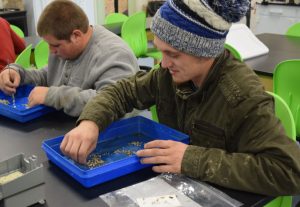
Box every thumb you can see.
[12,73,20,87]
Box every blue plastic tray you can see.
[0,85,54,122]
[42,116,189,187]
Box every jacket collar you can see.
[175,50,229,100]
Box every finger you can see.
[140,155,170,165]
[12,74,20,87]
[143,140,174,149]
[2,86,16,95]
[28,99,37,107]
[77,141,95,164]
[63,138,74,157]
[136,148,169,157]
[27,93,36,107]
[60,136,69,153]
[152,165,176,173]
[27,99,34,107]
[69,140,82,163]
[3,79,15,89]
[28,90,34,100]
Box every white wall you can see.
[24,0,52,36]
[24,0,34,36]
[128,0,148,15]
[24,0,105,36]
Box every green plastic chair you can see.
[150,105,158,123]
[149,64,161,123]
[286,22,300,38]
[264,91,296,207]
[264,196,293,207]
[10,24,25,38]
[273,60,300,138]
[121,12,162,61]
[34,40,49,69]
[15,44,32,69]
[267,91,296,140]
[224,43,243,62]
[105,13,128,24]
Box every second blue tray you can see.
[42,116,190,187]
[0,85,55,122]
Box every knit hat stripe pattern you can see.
[151,0,250,57]
[151,12,225,58]
[182,0,231,30]
[167,0,228,38]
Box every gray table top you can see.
[0,111,273,207]
[245,33,300,76]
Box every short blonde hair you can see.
[37,0,89,40]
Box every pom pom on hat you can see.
[200,0,250,23]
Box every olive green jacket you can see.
[79,52,300,196]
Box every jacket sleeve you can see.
[78,69,159,130]
[181,94,300,196]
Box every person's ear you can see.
[70,29,82,43]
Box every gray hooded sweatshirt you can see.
[10,25,139,116]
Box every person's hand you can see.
[0,69,20,95]
[28,86,49,107]
[60,120,99,164]
[136,140,188,173]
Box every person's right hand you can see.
[60,120,99,164]
[0,69,20,95]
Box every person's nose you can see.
[49,46,57,55]
[161,55,172,68]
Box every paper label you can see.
[136,194,181,207]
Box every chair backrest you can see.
[224,43,243,62]
[264,196,292,207]
[264,91,295,207]
[121,12,148,57]
[273,60,300,137]
[150,64,161,123]
[286,22,300,38]
[267,91,296,140]
[34,40,49,69]
[15,44,32,69]
[10,24,25,38]
[105,13,128,24]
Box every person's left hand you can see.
[136,140,188,173]
[28,86,49,107]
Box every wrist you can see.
[80,120,99,132]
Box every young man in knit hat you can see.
[61,0,300,195]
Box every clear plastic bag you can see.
[100,173,243,207]
[100,191,139,207]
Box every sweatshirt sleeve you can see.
[8,64,48,86]
[44,47,139,117]
[45,85,95,117]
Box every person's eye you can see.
[169,53,179,58]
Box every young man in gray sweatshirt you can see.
[0,0,139,117]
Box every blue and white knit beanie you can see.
[151,0,250,57]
